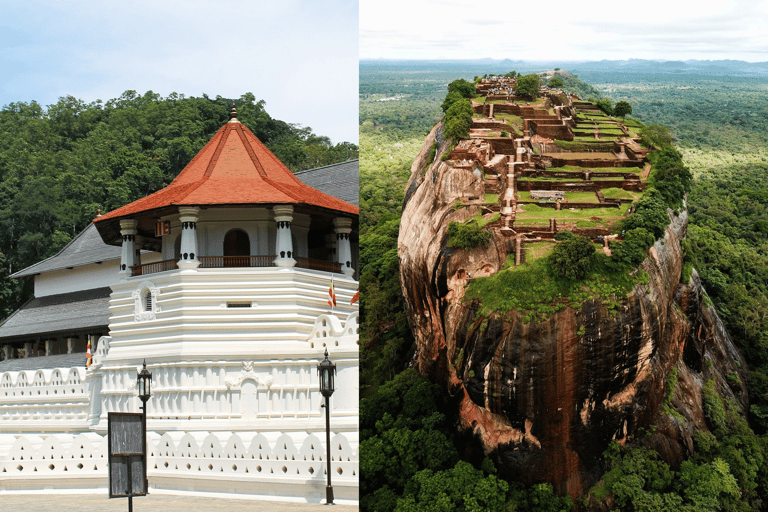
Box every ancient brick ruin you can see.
[444,75,653,265]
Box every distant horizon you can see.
[360,57,768,64]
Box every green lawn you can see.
[601,187,642,201]
[564,191,600,203]
[516,203,629,224]
[554,152,617,160]
[525,241,555,261]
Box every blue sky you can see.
[361,0,768,62]
[1,0,359,144]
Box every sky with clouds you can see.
[360,0,768,62]
[1,0,359,144]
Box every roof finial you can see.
[230,102,237,120]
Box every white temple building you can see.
[0,110,359,503]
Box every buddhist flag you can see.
[86,339,92,368]
[350,290,359,305]
[327,279,337,308]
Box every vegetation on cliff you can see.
[588,378,768,511]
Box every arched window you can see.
[143,288,153,312]
[224,229,250,257]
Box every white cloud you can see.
[360,0,768,62]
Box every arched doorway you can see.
[224,229,250,266]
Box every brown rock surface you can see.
[398,123,748,496]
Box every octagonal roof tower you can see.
[94,107,357,244]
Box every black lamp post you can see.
[317,348,336,505]
[136,360,152,504]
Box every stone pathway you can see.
[0,491,358,511]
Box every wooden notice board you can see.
[108,412,147,498]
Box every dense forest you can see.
[0,91,358,321]
[359,60,768,511]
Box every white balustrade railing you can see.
[0,367,89,426]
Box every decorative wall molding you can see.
[224,361,275,390]
[132,280,160,321]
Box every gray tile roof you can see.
[0,352,86,372]
[11,223,121,278]
[0,287,111,341]
[295,159,359,207]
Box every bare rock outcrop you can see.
[398,124,747,496]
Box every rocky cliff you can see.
[398,122,748,496]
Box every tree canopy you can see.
[514,74,541,98]
[614,100,633,119]
[548,77,564,89]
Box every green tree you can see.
[640,124,675,149]
[395,461,508,512]
[548,77,564,89]
[447,221,491,249]
[441,90,464,113]
[548,234,595,280]
[515,74,541,99]
[614,100,632,119]
[591,98,614,116]
[443,99,473,142]
[608,227,654,270]
[447,79,476,99]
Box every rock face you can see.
[398,123,748,496]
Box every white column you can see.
[67,338,74,354]
[334,217,355,278]
[177,206,200,270]
[119,219,138,277]
[45,339,52,356]
[274,205,296,268]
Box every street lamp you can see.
[137,360,152,404]
[136,360,152,502]
[317,348,336,505]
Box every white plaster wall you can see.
[106,268,358,360]
[35,261,120,297]
[34,252,163,297]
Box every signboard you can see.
[108,412,147,498]
[155,221,171,236]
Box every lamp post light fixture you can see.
[136,360,152,506]
[317,348,336,505]
[137,360,152,404]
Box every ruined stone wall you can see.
[517,180,645,192]
[528,121,573,140]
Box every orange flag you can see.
[327,279,337,308]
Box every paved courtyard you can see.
[0,491,358,511]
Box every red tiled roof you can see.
[95,119,358,223]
